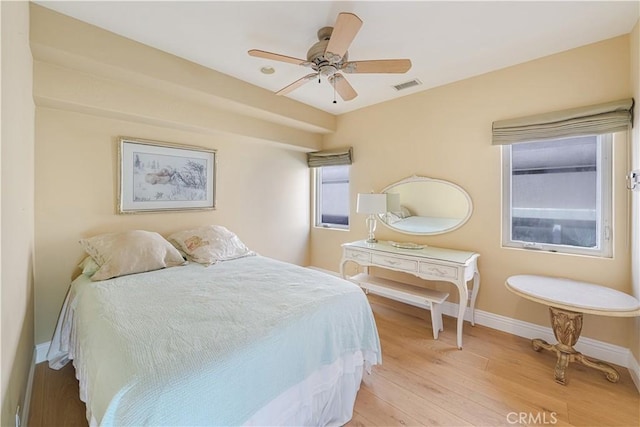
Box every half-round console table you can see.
[506,275,640,385]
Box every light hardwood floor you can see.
[29,295,639,426]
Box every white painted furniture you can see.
[348,273,449,339]
[340,240,480,349]
[506,275,640,385]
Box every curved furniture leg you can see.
[532,338,554,352]
[456,284,468,350]
[469,271,480,326]
[554,351,571,385]
[530,307,619,385]
[575,354,620,383]
[339,259,348,279]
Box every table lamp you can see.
[356,193,387,243]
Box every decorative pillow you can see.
[78,256,100,277]
[168,225,255,266]
[391,205,412,219]
[385,212,403,224]
[79,230,186,281]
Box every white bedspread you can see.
[47,256,381,426]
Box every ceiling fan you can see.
[248,12,412,103]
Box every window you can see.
[502,134,612,257]
[315,165,349,229]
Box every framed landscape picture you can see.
[118,137,216,213]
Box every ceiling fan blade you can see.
[325,12,363,61]
[276,73,318,96]
[342,59,412,74]
[248,49,308,66]
[329,73,357,101]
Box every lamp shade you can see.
[356,193,387,214]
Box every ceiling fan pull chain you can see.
[333,79,337,104]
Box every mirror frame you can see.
[378,175,473,236]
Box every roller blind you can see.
[492,98,634,145]
[307,147,353,167]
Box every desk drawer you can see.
[345,249,371,263]
[419,263,458,280]
[372,254,418,272]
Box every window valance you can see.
[307,147,353,167]
[492,98,634,145]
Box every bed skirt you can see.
[245,350,375,426]
[82,350,373,426]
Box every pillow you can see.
[168,225,255,266]
[78,256,100,277]
[385,212,403,224]
[391,205,412,219]
[79,230,186,281]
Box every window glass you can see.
[315,165,349,228]
[503,135,612,256]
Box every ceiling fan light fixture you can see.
[325,51,342,63]
[342,63,357,73]
[319,64,337,76]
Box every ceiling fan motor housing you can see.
[307,26,348,68]
[317,26,333,41]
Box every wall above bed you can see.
[31,4,319,344]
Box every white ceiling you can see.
[35,1,639,115]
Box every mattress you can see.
[47,256,381,426]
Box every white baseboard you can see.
[35,341,50,364]
[440,302,632,367]
[629,352,640,391]
[22,341,52,426]
[20,341,51,426]
[22,348,36,427]
[308,265,640,392]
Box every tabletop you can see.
[506,275,640,317]
[343,240,478,265]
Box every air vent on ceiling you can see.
[392,79,422,91]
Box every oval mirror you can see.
[377,176,473,235]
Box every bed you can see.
[47,228,381,426]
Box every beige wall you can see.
[34,109,312,344]
[630,18,640,363]
[31,6,325,344]
[312,35,634,347]
[1,1,35,425]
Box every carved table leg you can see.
[532,338,554,352]
[530,307,620,385]
[574,353,620,383]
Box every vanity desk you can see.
[340,240,480,349]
